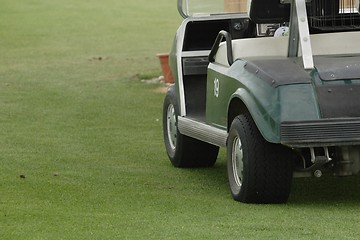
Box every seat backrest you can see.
[214,31,360,66]
[214,37,288,66]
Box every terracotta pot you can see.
[157,53,174,83]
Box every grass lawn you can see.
[1,0,360,239]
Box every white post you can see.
[287,0,314,69]
[295,0,314,69]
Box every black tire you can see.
[163,86,219,168]
[227,113,293,203]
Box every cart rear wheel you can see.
[227,113,293,203]
[163,86,219,168]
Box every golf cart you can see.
[162,0,360,203]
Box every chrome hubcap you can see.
[232,136,244,188]
[166,104,177,150]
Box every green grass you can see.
[1,0,360,239]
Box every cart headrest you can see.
[248,0,290,23]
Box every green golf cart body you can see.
[163,0,360,203]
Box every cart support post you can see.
[284,0,314,69]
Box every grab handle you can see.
[209,30,233,66]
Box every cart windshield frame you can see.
[177,0,248,18]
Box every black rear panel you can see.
[316,84,360,118]
[182,18,255,51]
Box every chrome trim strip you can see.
[178,117,228,147]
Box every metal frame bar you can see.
[286,0,314,69]
[177,0,188,19]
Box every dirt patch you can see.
[141,76,171,94]
[141,76,164,84]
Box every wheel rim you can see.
[166,104,177,150]
[232,136,244,188]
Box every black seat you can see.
[249,0,290,24]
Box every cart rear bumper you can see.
[281,118,360,147]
